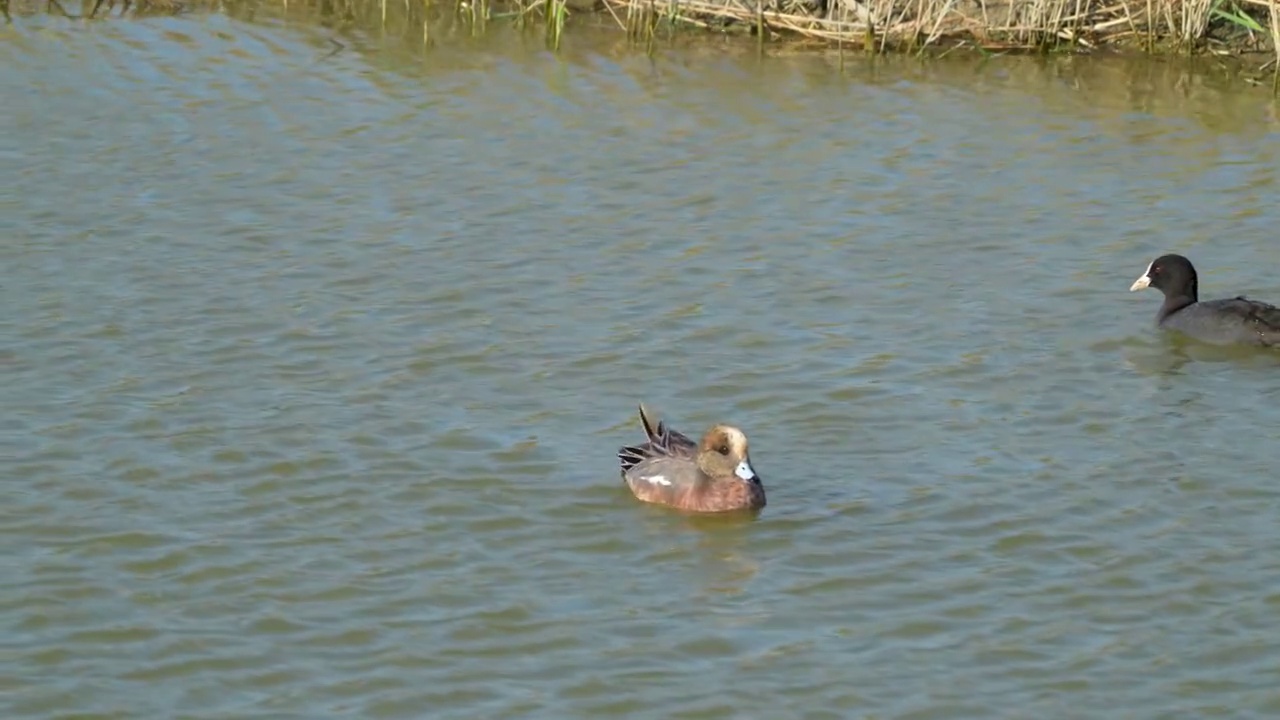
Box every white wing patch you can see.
[644,475,671,486]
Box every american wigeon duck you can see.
[616,404,765,513]
[1130,254,1280,347]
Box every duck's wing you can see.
[622,456,707,505]
[617,403,699,475]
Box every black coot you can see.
[1130,254,1280,347]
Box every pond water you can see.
[5,10,1280,719]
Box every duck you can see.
[616,404,765,513]
[1129,253,1280,347]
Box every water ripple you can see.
[6,10,1280,720]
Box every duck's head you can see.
[695,424,759,485]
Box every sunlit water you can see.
[5,10,1280,719]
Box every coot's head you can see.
[1130,253,1199,302]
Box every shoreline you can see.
[7,0,1279,85]
[601,0,1275,84]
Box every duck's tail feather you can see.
[618,404,659,476]
[617,442,649,475]
[638,403,661,443]
[617,403,698,477]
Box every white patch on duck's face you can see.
[644,475,671,486]
[1130,261,1153,292]
[734,459,757,481]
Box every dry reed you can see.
[596,0,1276,56]
[1271,0,1280,90]
[8,0,1276,85]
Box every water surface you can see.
[5,11,1280,719]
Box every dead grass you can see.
[1271,0,1280,88]
[6,0,1276,83]
[598,0,1276,57]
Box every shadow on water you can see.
[1117,330,1280,376]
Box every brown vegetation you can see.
[603,0,1277,73]
[6,0,1278,89]
[642,0,1270,52]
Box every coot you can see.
[1129,253,1280,347]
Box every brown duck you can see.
[616,404,765,513]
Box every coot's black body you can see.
[1130,254,1280,348]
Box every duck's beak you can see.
[734,458,760,484]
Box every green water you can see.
[4,10,1280,719]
